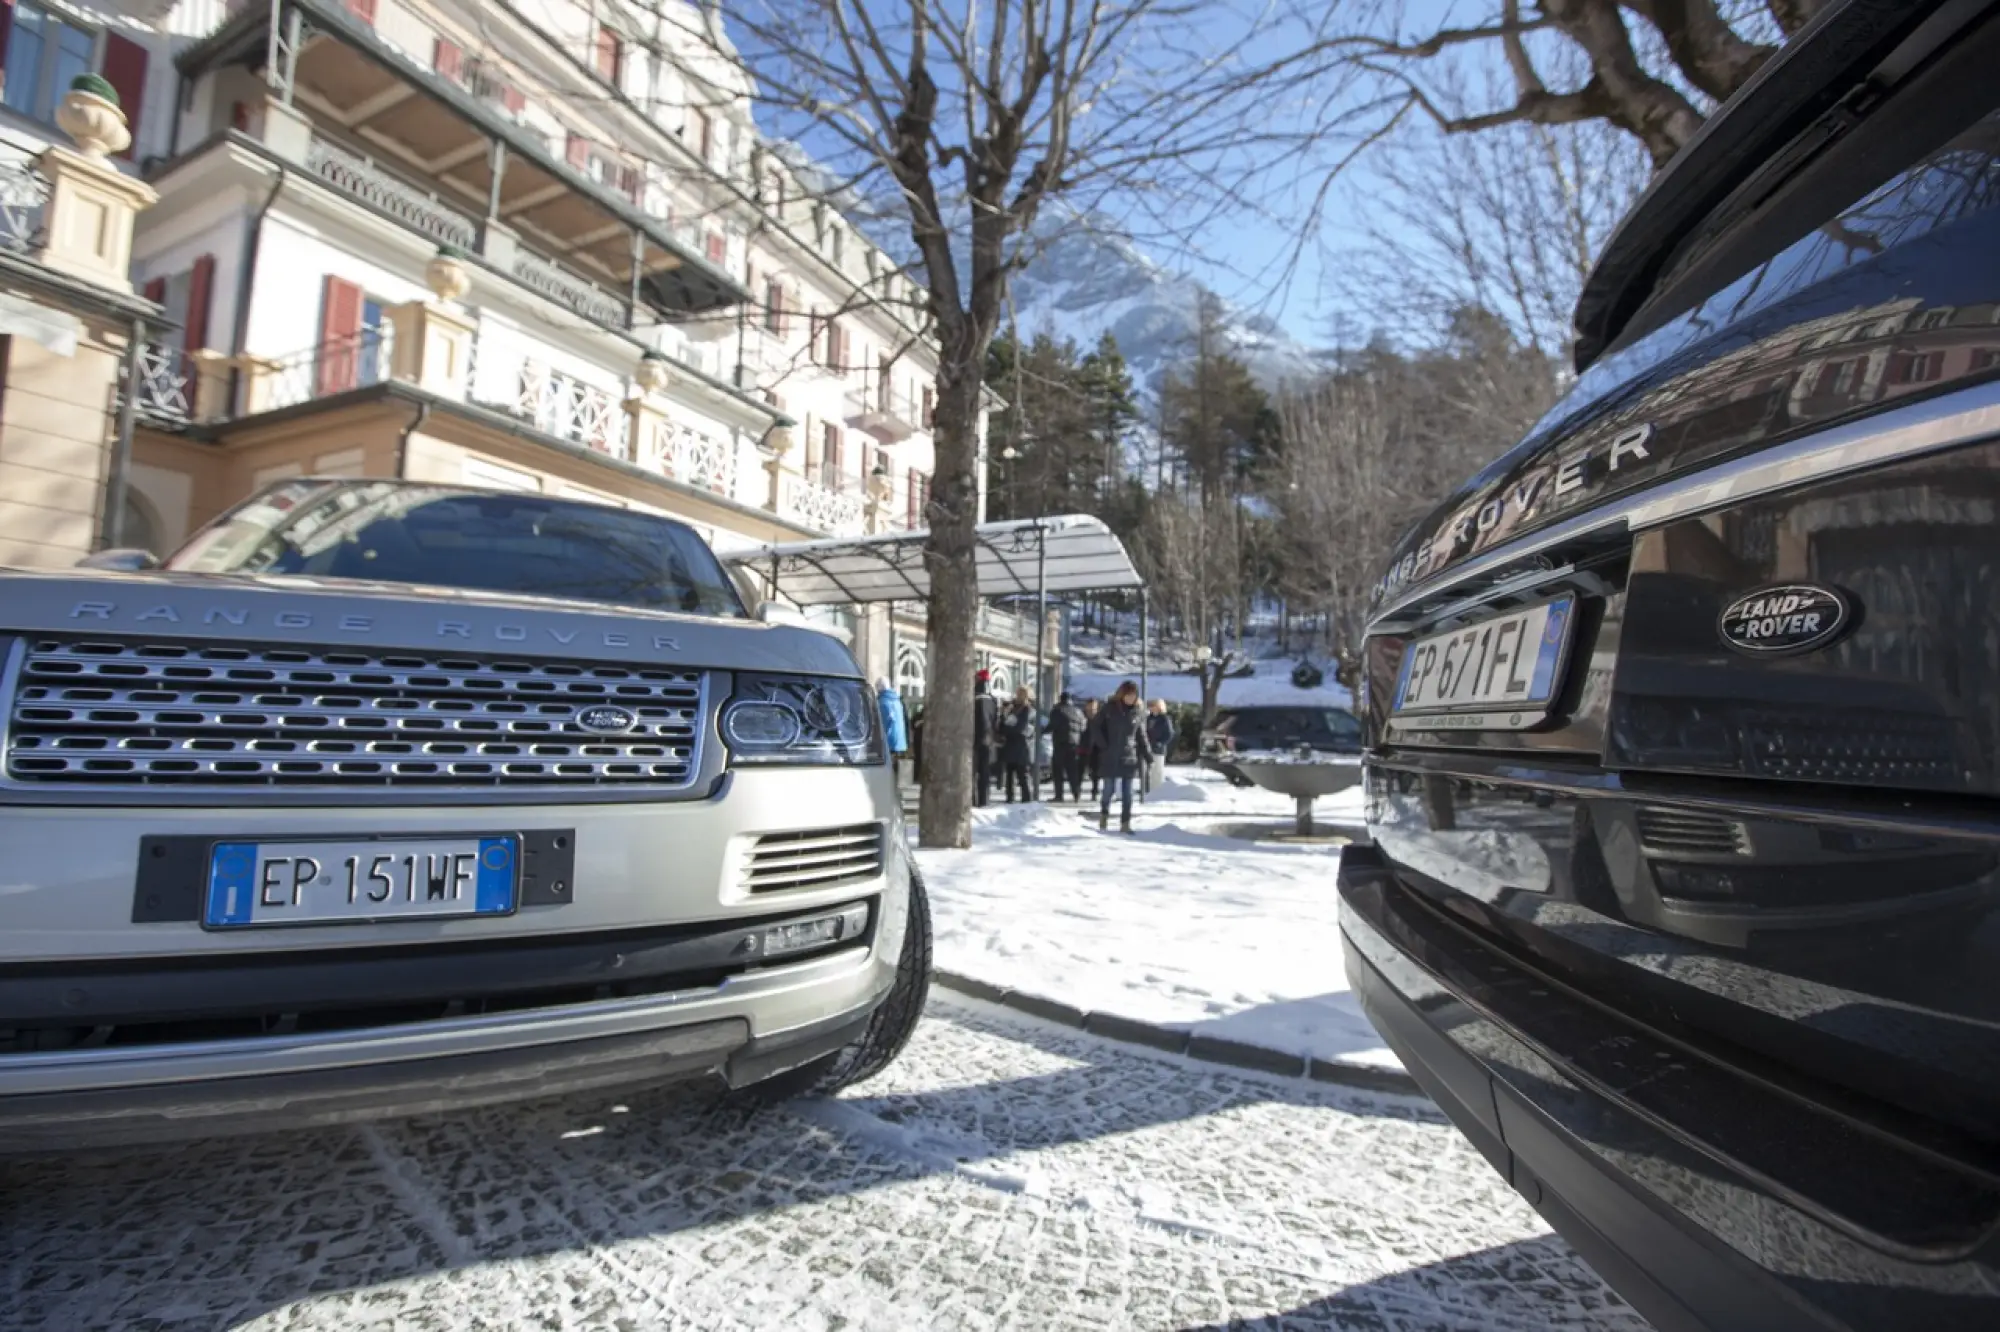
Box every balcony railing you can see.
[779,472,866,537]
[305,135,477,251]
[258,324,397,412]
[132,343,195,424]
[845,382,920,443]
[0,140,48,255]
[516,363,622,456]
[511,249,627,327]
[643,417,738,499]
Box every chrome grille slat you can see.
[5,639,706,788]
[744,823,885,893]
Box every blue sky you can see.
[727,0,1485,346]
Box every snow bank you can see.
[1067,657,1354,709]
[912,769,1398,1071]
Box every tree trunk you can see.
[917,362,984,849]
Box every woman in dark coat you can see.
[1088,680,1152,833]
[999,685,1039,802]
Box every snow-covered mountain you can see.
[1005,220,1331,398]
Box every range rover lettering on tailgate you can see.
[1340,5,2000,1330]
[0,480,931,1150]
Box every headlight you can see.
[722,673,883,766]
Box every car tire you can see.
[733,862,933,1105]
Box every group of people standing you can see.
[971,671,1176,834]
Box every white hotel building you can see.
[0,0,1040,702]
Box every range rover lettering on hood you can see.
[1372,422,1656,609]
[65,601,681,652]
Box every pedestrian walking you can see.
[876,678,910,786]
[1144,699,1174,796]
[1088,681,1152,834]
[1045,691,1087,802]
[999,685,1039,802]
[1080,697,1102,802]
[972,671,999,807]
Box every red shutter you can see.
[829,424,843,482]
[565,132,589,168]
[141,276,166,304]
[922,385,935,428]
[101,34,147,161]
[230,100,250,130]
[184,254,215,351]
[433,37,463,82]
[0,1,14,77]
[705,232,725,264]
[316,276,364,397]
[618,164,640,201]
[345,0,376,24]
[594,28,620,82]
[502,83,526,113]
[694,110,711,160]
[906,468,919,526]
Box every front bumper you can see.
[0,765,911,1147]
[1339,844,2000,1332]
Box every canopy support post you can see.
[1139,586,1149,705]
[1034,522,1048,705]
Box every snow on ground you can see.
[914,767,1398,1070]
[5,1000,1642,1331]
[1067,657,1354,709]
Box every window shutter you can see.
[829,424,843,481]
[185,254,216,352]
[906,468,919,526]
[802,414,817,477]
[922,385,934,428]
[594,28,620,82]
[565,132,589,168]
[345,0,377,24]
[0,1,13,75]
[101,34,148,161]
[141,276,166,304]
[705,232,726,265]
[618,164,640,201]
[502,83,526,114]
[230,100,251,130]
[316,276,365,397]
[433,37,463,81]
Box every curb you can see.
[932,969,1424,1099]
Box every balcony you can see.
[0,138,48,256]
[639,416,740,501]
[846,381,920,444]
[182,0,744,316]
[778,472,865,537]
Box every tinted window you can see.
[169,481,745,617]
[1216,708,1362,746]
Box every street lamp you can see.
[1193,644,1212,665]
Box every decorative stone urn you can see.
[868,467,893,502]
[426,246,472,302]
[56,76,130,161]
[765,425,795,459]
[634,350,673,395]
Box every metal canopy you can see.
[726,515,1144,607]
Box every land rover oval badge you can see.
[1718,583,1852,656]
[576,704,640,734]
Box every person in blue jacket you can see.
[876,678,910,784]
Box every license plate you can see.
[1390,597,1576,732]
[203,835,519,929]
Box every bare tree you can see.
[1273,0,1812,200]
[713,0,1313,847]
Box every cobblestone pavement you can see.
[3,995,1648,1331]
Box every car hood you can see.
[0,567,862,677]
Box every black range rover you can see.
[1338,3,2000,1329]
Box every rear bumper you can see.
[1338,843,2000,1332]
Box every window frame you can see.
[3,1,100,128]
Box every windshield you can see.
[1217,708,1362,745]
[167,480,746,617]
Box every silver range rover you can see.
[0,479,930,1150]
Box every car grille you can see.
[743,824,885,893]
[2,638,706,788]
[1634,806,1750,856]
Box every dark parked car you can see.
[1200,706,1362,785]
[1340,5,2000,1329]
